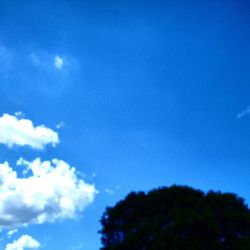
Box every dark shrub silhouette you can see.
[100,185,250,250]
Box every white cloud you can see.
[104,188,114,195]
[104,185,120,195]
[5,235,40,250]
[7,229,18,238]
[30,53,68,72]
[0,113,59,149]
[69,243,83,250]
[0,158,96,228]
[55,121,65,130]
[13,112,24,118]
[54,56,64,69]
[237,106,250,119]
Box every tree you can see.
[100,185,250,250]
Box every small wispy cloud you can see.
[29,53,67,71]
[104,188,115,195]
[104,186,120,195]
[69,243,83,250]
[56,121,65,130]
[14,111,25,118]
[54,56,64,69]
[7,229,18,239]
[237,106,250,119]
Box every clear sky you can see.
[0,0,249,249]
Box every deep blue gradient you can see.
[0,1,249,249]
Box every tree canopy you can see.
[100,185,250,250]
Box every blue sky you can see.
[0,0,249,249]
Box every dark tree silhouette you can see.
[100,185,250,250]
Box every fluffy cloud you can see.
[0,158,96,228]
[0,114,59,149]
[5,235,40,250]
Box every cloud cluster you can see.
[5,235,40,250]
[0,113,96,249]
[0,114,59,149]
[0,158,96,228]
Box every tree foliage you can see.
[100,185,250,250]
